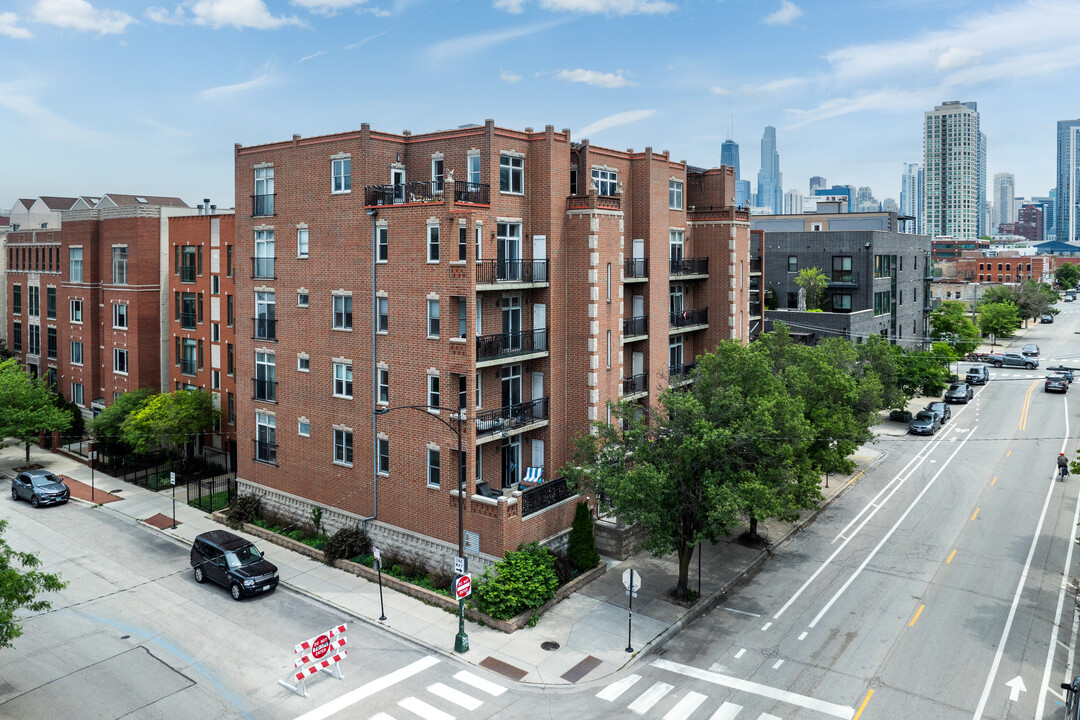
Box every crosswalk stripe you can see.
[398,697,455,720]
[426,683,482,710]
[453,670,507,697]
[294,656,440,720]
[758,714,782,720]
[664,691,707,720]
[597,673,642,701]
[708,702,743,720]
[628,682,674,714]
[369,715,396,720]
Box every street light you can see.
[374,404,469,653]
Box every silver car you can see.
[11,470,71,507]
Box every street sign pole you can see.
[170,471,176,529]
[624,568,636,653]
[374,547,386,621]
[455,568,471,653]
[89,448,96,503]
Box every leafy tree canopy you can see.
[1056,261,1080,289]
[978,301,1022,341]
[0,519,68,649]
[120,390,218,458]
[929,301,981,357]
[90,388,156,457]
[0,359,71,463]
[794,267,829,310]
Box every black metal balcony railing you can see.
[252,194,275,217]
[180,265,197,283]
[180,311,197,330]
[254,439,277,465]
[749,302,763,318]
[364,181,443,206]
[622,373,647,395]
[253,378,277,403]
[670,307,708,328]
[668,361,698,380]
[623,316,648,337]
[476,259,548,284]
[750,256,763,273]
[669,257,708,276]
[828,270,860,287]
[625,258,648,279]
[252,256,275,279]
[453,182,490,205]
[253,316,277,341]
[476,328,548,362]
[181,358,197,375]
[474,397,549,437]
[521,476,573,518]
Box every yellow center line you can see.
[853,689,875,720]
[1019,379,1039,431]
[991,476,997,486]
[947,549,957,564]
[909,604,925,627]
[971,508,980,521]
[1007,449,1012,457]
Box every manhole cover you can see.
[541,641,560,651]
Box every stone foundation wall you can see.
[593,516,647,560]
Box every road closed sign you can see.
[455,574,472,599]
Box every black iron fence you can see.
[828,270,859,286]
[187,474,237,514]
[750,256,762,273]
[253,377,277,402]
[623,316,647,337]
[253,316,277,341]
[668,361,698,380]
[180,265,197,283]
[670,307,708,328]
[475,259,548,284]
[453,182,490,205]
[364,181,443,206]
[521,476,573,518]
[669,257,708,276]
[622,373,647,395]
[476,328,547,361]
[625,258,648,279]
[474,397,548,437]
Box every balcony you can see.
[669,257,709,278]
[253,439,277,466]
[365,181,461,206]
[668,362,697,382]
[623,316,648,338]
[749,302,762,318]
[454,182,490,205]
[750,256,763,274]
[181,358,197,376]
[669,307,708,330]
[521,476,574,518]
[475,397,549,438]
[567,194,621,211]
[252,256,275,279]
[253,316,277,341]
[828,271,860,288]
[253,377,277,403]
[624,258,648,281]
[180,311,197,330]
[476,259,548,286]
[252,194,275,217]
[180,265,197,283]
[622,372,648,397]
[476,329,548,364]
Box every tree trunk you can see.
[24,441,30,464]
[748,515,759,540]
[674,543,693,600]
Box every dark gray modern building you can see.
[759,228,932,348]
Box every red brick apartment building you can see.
[950,250,1056,283]
[233,120,751,567]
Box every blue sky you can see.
[1,0,1078,212]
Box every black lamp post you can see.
[374,404,469,653]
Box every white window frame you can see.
[112,247,128,285]
[297,227,309,258]
[298,418,311,437]
[334,428,353,466]
[427,298,440,338]
[500,154,524,194]
[428,373,440,410]
[378,367,389,404]
[475,224,483,262]
[377,225,388,263]
[468,153,481,184]
[70,341,83,365]
[70,299,83,323]
[333,294,353,330]
[332,157,351,194]
[333,361,353,399]
[427,222,440,263]
[591,167,618,196]
[377,295,388,333]
[427,447,441,488]
[377,436,389,475]
[669,179,684,210]
[432,157,444,193]
[69,247,83,283]
[297,291,309,307]
[298,355,310,372]
[72,382,84,406]
[475,371,482,408]
[112,303,128,329]
[113,348,128,375]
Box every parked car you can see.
[908,410,943,435]
[190,530,279,600]
[988,352,1038,369]
[925,401,952,423]
[1066,295,1075,302]
[944,382,974,403]
[10,470,70,507]
[1063,676,1080,720]
[1041,314,1054,323]
[1022,344,1040,357]
[1047,366,1075,383]
[1045,374,1070,393]
[966,365,990,385]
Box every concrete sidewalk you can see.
[0,439,882,688]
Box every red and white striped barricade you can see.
[277,623,348,698]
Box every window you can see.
[459,225,467,262]
[12,322,20,352]
[112,247,128,284]
[874,255,893,278]
[378,367,389,404]
[377,437,389,474]
[606,330,611,368]
[181,338,197,375]
[254,230,275,278]
[180,245,197,281]
[788,255,798,273]
[669,179,684,209]
[427,298,440,337]
[228,392,235,424]
[476,371,482,408]
[500,154,523,194]
[832,294,852,311]
[255,291,275,340]
[227,343,234,375]
[377,225,388,262]
[227,294,234,326]
[212,370,220,390]
[332,157,351,193]
[428,373,440,409]
[298,355,310,372]
[255,413,276,464]
[606,263,611,302]
[298,419,310,437]
[591,167,617,196]
[427,223,440,262]
[70,341,83,365]
[113,303,128,329]
[333,362,353,398]
[47,328,57,359]
[475,225,482,261]
[211,275,219,294]
[255,351,275,401]
[227,245,234,277]
[72,382,83,406]
[334,428,353,466]
[458,297,467,338]
[114,348,128,374]
[69,248,83,282]
[874,291,891,316]
[254,166,275,216]
[427,447,441,487]
[46,288,56,319]
[297,228,309,258]
[27,325,39,355]
[181,292,197,329]
[377,296,388,333]
[432,157,444,193]
[298,291,309,307]
[832,256,853,282]
[12,285,20,315]
[458,373,467,409]
[28,287,39,317]
[211,323,220,342]
[333,295,352,330]
[468,154,481,184]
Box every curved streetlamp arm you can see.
[374,404,465,434]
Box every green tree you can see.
[567,502,600,572]
[856,335,906,411]
[978,301,1022,343]
[0,359,72,464]
[120,390,219,479]
[0,519,68,649]
[794,267,829,310]
[981,285,1016,306]
[1056,261,1080,289]
[929,301,980,357]
[90,388,155,459]
[0,340,16,362]
[1013,280,1055,326]
[895,344,953,397]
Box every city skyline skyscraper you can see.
[721,138,751,207]
[1056,118,1080,243]
[756,126,783,214]
[977,128,988,236]
[923,100,982,238]
[993,172,1016,233]
[809,176,827,194]
[900,162,924,234]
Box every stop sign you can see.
[311,634,331,660]
[455,574,471,599]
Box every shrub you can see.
[567,502,600,572]
[225,492,261,529]
[323,526,371,564]
[471,542,559,620]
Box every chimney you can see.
[210,205,217,214]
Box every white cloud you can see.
[199,61,277,100]
[763,1,803,26]
[145,6,186,24]
[742,76,808,95]
[500,70,522,83]
[709,86,730,95]
[934,46,982,72]
[557,68,635,88]
[427,20,564,64]
[0,12,32,38]
[298,50,326,63]
[30,0,136,34]
[345,30,387,49]
[578,108,655,138]
[291,0,370,15]
[188,0,304,30]
[495,0,675,15]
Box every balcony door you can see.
[532,234,547,282]
[669,337,683,373]
[501,364,521,409]
[632,351,644,376]
[392,167,405,203]
[254,230,274,278]
[670,285,684,316]
[632,294,644,318]
[533,303,546,351]
[502,297,521,351]
[497,222,521,281]
[501,438,521,489]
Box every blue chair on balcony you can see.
[521,466,543,489]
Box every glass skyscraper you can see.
[756,126,783,214]
[721,139,751,207]
[1057,119,1080,243]
[900,163,924,234]
[923,101,982,238]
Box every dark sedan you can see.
[944,382,974,404]
[925,401,952,423]
[1022,344,1040,357]
[11,470,70,507]
[908,410,942,435]
[1046,374,1069,393]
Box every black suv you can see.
[191,530,278,600]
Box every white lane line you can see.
[398,696,454,720]
[708,702,743,720]
[663,691,708,720]
[973,454,1064,718]
[722,607,761,617]
[293,656,439,720]
[453,670,506,697]
[772,660,784,670]
[831,446,928,545]
[809,427,977,629]
[426,682,482,711]
[798,632,807,641]
[761,622,772,631]
[734,648,746,659]
[628,682,674,714]
[652,659,854,719]
[759,714,783,720]
[596,674,642,701]
[370,714,395,720]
